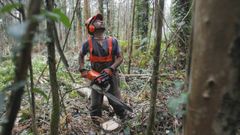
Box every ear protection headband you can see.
[87,16,97,34]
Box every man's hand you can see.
[101,67,114,76]
[79,68,88,78]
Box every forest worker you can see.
[78,13,127,125]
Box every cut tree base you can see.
[101,119,121,132]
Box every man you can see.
[78,13,127,124]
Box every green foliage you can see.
[0,60,14,90]
[0,3,22,15]
[119,80,128,90]
[33,88,48,101]
[133,50,152,68]
[123,126,131,135]
[19,109,31,122]
[119,40,128,47]
[69,90,78,98]
[167,92,188,117]
[41,8,71,28]
[32,56,47,75]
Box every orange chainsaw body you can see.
[86,70,100,81]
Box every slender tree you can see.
[46,0,60,134]
[127,0,136,74]
[116,2,120,38]
[185,0,240,134]
[171,0,192,70]
[146,0,164,134]
[98,0,103,14]
[0,0,42,134]
[76,0,82,48]
[83,0,90,38]
[136,0,149,50]
[29,59,38,135]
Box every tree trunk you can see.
[123,0,130,40]
[172,0,192,70]
[0,0,41,134]
[98,0,103,14]
[146,0,164,134]
[127,0,136,74]
[76,0,82,48]
[117,3,120,38]
[141,0,149,39]
[184,0,240,135]
[147,1,155,53]
[84,0,90,38]
[46,0,60,134]
[29,59,38,135]
[106,0,111,35]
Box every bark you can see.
[106,0,111,34]
[46,0,60,134]
[123,0,130,40]
[136,0,149,49]
[127,0,136,74]
[147,1,155,53]
[116,3,120,38]
[184,0,195,92]
[0,0,41,134]
[98,0,103,14]
[172,0,192,70]
[146,0,164,134]
[53,24,75,83]
[29,59,38,135]
[76,0,82,48]
[84,0,90,38]
[185,0,240,135]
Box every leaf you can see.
[123,126,131,135]
[0,3,22,15]
[173,79,184,91]
[41,8,71,28]
[33,88,48,100]
[41,9,59,21]
[52,8,71,28]
[7,22,29,41]
[167,92,188,117]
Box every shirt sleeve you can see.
[112,38,121,56]
[81,41,89,56]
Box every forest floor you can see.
[1,55,186,135]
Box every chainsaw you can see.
[83,69,133,112]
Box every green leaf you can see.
[52,8,71,28]
[41,9,59,21]
[123,126,131,135]
[167,92,188,117]
[41,8,71,28]
[0,3,22,15]
[174,79,184,90]
[33,88,48,100]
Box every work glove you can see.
[79,68,88,78]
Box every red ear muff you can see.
[88,25,95,33]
